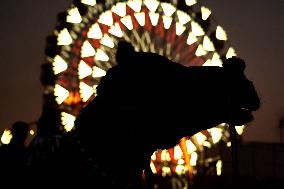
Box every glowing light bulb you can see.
[216,26,227,40]
[174,145,183,159]
[203,36,215,51]
[187,32,198,45]
[98,11,113,26]
[88,23,103,39]
[78,60,92,79]
[191,21,205,37]
[80,82,94,102]
[211,53,223,67]
[111,2,126,17]
[161,2,176,17]
[177,10,191,25]
[149,12,159,26]
[81,0,96,6]
[109,22,123,38]
[54,84,69,104]
[162,15,172,30]
[53,55,68,74]
[61,112,76,132]
[201,6,211,20]
[185,139,197,153]
[93,66,106,78]
[134,12,145,26]
[100,34,115,48]
[95,49,109,61]
[127,0,142,12]
[67,7,82,23]
[144,0,159,12]
[226,47,237,59]
[185,0,197,6]
[121,15,134,30]
[176,22,186,36]
[1,130,12,144]
[195,44,207,56]
[209,127,223,143]
[57,28,72,45]
[81,40,96,57]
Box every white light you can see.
[121,15,134,30]
[61,112,76,132]
[29,130,35,135]
[216,160,222,176]
[53,55,68,75]
[186,0,197,6]
[161,150,171,161]
[67,7,82,23]
[100,34,115,48]
[216,25,227,40]
[150,161,157,174]
[1,130,12,144]
[151,152,156,161]
[54,84,69,104]
[176,22,186,36]
[87,23,103,39]
[174,145,183,159]
[175,164,186,175]
[80,82,94,102]
[201,6,211,20]
[226,47,237,59]
[108,22,123,38]
[195,44,207,56]
[149,12,159,26]
[226,141,231,147]
[203,141,211,148]
[187,32,198,45]
[209,127,223,144]
[203,36,215,51]
[162,167,171,177]
[127,0,142,12]
[81,0,96,6]
[190,152,198,166]
[134,12,145,26]
[177,10,191,25]
[144,0,159,12]
[93,66,106,78]
[191,21,205,37]
[161,3,176,17]
[235,125,245,135]
[162,15,172,29]
[95,49,109,61]
[185,139,197,154]
[194,132,207,145]
[98,10,113,26]
[78,60,92,79]
[111,2,126,17]
[57,28,72,45]
[202,59,212,66]
[211,53,223,67]
[81,40,96,57]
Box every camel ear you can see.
[223,56,246,74]
[115,41,135,64]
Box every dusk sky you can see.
[0,0,283,143]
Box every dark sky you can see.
[0,0,283,143]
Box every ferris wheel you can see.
[42,0,244,177]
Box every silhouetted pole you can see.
[229,125,239,181]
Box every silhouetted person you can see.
[27,107,63,183]
[0,121,29,181]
